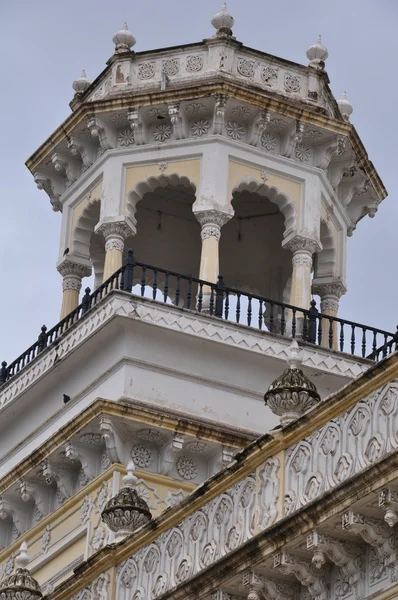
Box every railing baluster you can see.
[329,318,334,349]
[153,268,158,300]
[280,306,286,336]
[197,282,203,312]
[383,334,388,358]
[372,330,377,359]
[303,311,308,340]
[258,300,263,330]
[186,278,192,310]
[247,295,252,327]
[209,285,215,315]
[340,322,344,352]
[164,272,169,302]
[175,275,181,307]
[317,314,322,346]
[307,300,318,343]
[361,327,366,358]
[292,309,297,339]
[224,290,229,320]
[0,361,7,384]
[236,293,241,324]
[351,325,356,355]
[215,276,225,318]
[141,265,147,297]
[269,302,274,333]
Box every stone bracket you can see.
[379,488,398,528]
[160,433,185,476]
[128,109,146,145]
[86,115,115,151]
[247,110,270,146]
[168,103,187,140]
[99,416,125,464]
[273,551,328,600]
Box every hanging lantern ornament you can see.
[101,461,152,539]
[264,340,321,426]
[0,541,43,600]
[211,4,235,37]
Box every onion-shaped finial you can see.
[112,22,136,53]
[101,461,151,539]
[306,34,328,68]
[264,340,321,426]
[0,541,43,600]
[72,70,91,94]
[338,91,354,121]
[211,4,235,37]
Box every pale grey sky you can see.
[0,0,397,362]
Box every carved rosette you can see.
[195,210,232,241]
[312,281,347,314]
[57,261,92,291]
[96,221,135,252]
[283,234,322,267]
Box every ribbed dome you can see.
[101,462,152,536]
[264,340,321,425]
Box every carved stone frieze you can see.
[285,382,398,515]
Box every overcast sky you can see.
[0,0,397,363]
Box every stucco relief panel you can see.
[285,382,398,516]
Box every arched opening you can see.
[126,175,201,304]
[71,198,102,290]
[314,219,336,280]
[220,182,294,302]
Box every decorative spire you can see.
[101,461,151,539]
[338,91,354,121]
[306,34,328,69]
[112,22,136,53]
[0,541,43,600]
[72,70,91,95]
[264,340,321,426]
[211,3,235,37]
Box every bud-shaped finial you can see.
[112,22,136,53]
[338,91,354,121]
[122,461,138,487]
[211,4,235,37]
[72,70,91,94]
[306,34,328,68]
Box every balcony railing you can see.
[1,250,397,385]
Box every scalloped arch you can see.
[72,198,101,259]
[230,176,297,235]
[316,218,336,277]
[126,173,197,222]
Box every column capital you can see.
[95,219,135,251]
[282,233,322,256]
[312,280,347,300]
[194,209,232,241]
[57,259,92,292]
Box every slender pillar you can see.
[195,210,231,309]
[95,221,134,281]
[312,280,346,349]
[57,260,91,319]
[283,235,322,309]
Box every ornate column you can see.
[283,235,322,309]
[312,280,346,348]
[194,210,231,309]
[57,260,92,319]
[95,220,135,281]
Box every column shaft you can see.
[57,261,92,320]
[95,221,135,283]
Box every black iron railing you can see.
[1,250,397,385]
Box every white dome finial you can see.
[122,461,138,487]
[72,70,91,94]
[338,91,354,121]
[211,4,235,37]
[287,339,303,370]
[306,34,328,69]
[15,541,30,569]
[113,22,136,53]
